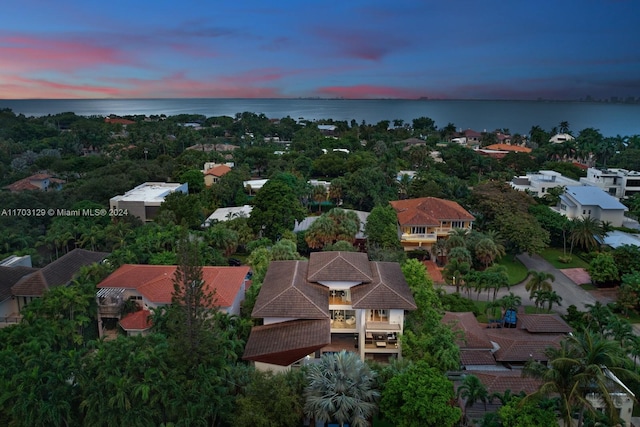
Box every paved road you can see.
[441,253,598,314]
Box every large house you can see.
[510,170,580,197]
[96,264,250,337]
[109,182,188,222]
[579,167,640,200]
[390,197,475,256]
[556,185,628,227]
[242,252,416,371]
[4,173,65,192]
[0,249,108,326]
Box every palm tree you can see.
[304,350,379,427]
[525,331,637,427]
[570,216,603,253]
[545,290,563,312]
[457,374,489,410]
[524,270,555,298]
[312,184,327,213]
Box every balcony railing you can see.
[401,232,437,241]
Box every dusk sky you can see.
[2,0,639,100]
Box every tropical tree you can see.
[587,252,619,285]
[525,270,555,298]
[524,330,637,427]
[570,217,603,253]
[380,361,461,427]
[304,350,379,427]
[457,374,489,410]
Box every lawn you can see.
[496,254,529,285]
[539,247,590,269]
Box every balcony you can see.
[401,232,437,242]
[364,332,399,351]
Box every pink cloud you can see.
[0,33,132,73]
[316,84,433,99]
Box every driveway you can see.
[438,253,599,315]
[512,253,598,314]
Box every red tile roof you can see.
[442,312,493,349]
[390,197,474,227]
[97,264,249,307]
[483,144,532,153]
[204,164,232,177]
[105,117,136,125]
[119,309,153,331]
[4,173,66,192]
[469,371,542,395]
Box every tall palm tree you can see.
[545,290,563,312]
[304,350,379,427]
[524,270,555,298]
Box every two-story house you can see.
[96,264,250,337]
[242,252,416,371]
[579,167,640,199]
[390,197,475,257]
[557,185,628,227]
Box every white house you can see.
[557,186,628,227]
[243,252,416,371]
[549,133,575,144]
[580,167,640,200]
[110,182,188,222]
[510,170,580,197]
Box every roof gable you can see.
[307,251,373,283]
[12,249,108,297]
[351,262,416,310]
[0,266,38,301]
[252,261,328,318]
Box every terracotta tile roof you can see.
[351,262,416,310]
[483,144,532,153]
[307,251,373,283]
[390,197,474,226]
[104,117,136,125]
[204,164,231,177]
[12,249,109,297]
[469,371,542,395]
[518,314,572,334]
[442,312,493,349]
[485,328,564,363]
[97,264,249,307]
[119,309,153,331]
[3,173,66,192]
[0,266,38,301]
[460,350,497,366]
[252,261,329,319]
[243,319,330,366]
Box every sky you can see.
[1,0,639,100]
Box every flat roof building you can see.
[110,182,188,222]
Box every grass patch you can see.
[580,283,597,291]
[496,254,528,285]
[539,247,590,269]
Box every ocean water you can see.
[1,98,639,137]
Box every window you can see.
[560,204,567,211]
[411,226,426,234]
[451,221,465,228]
